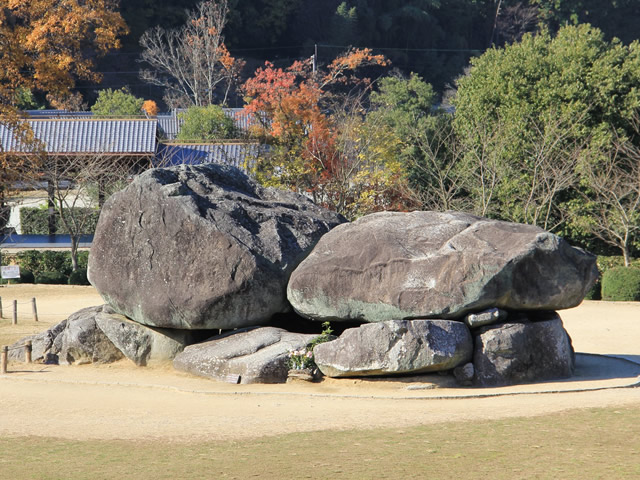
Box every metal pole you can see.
[313,44,318,73]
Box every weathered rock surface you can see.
[313,319,473,377]
[288,211,598,322]
[8,306,124,365]
[173,327,317,384]
[472,313,574,386]
[88,164,345,330]
[95,312,195,366]
[8,319,67,362]
[57,306,124,365]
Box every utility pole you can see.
[312,44,318,73]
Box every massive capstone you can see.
[88,164,345,330]
[288,211,598,322]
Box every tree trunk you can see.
[47,180,56,235]
[622,245,631,267]
[70,235,79,272]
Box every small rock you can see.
[464,308,508,329]
[453,362,475,386]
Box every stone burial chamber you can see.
[287,211,596,386]
[12,165,597,388]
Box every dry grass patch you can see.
[1,405,639,479]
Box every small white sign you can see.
[1,265,20,279]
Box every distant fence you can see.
[0,296,39,324]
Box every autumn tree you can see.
[0,0,127,220]
[139,0,244,108]
[0,0,127,110]
[242,48,392,217]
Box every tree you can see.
[0,0,127,110]
[142,100,159,117]
[369,73,466,212]
[139,0,244,108]
[0,0,127,226]
[91,88,145,117]
[27,151,140,271]
[176,105,237,141]
[532,0,640,45]
[242,48,390,217]
[453,24,640,234]
[578,126,640,266]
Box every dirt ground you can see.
[1,284,639,442]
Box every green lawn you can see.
[2,405,639,479]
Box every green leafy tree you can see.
[532,0,640,45]
[369,73,465,211]
[176,105,238,141]
[453,24,640,238]
[91,88,145,117]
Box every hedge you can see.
[35,271,69,285]
[585,256,640,301]
[601,267,640,301]
[20,207,100,235]
[13,250,89,277]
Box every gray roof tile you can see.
[0,119,157,154]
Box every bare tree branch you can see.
[139,0,244,108]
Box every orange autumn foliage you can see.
[242,49,390,214]
[243,48,386,157]
[0,0,128,197]
[142,100,159,117]
[0,0,128,104]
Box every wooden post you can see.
[25,341,32,363]
[12,299,17,325]
[32,297,38,322]
[1,346,7,374]
[0,296,3,318]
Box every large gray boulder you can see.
[472,313,575,386]
[8,320,67,363]
[57,306,124,365]
[88,164,345,330]
[95,311,195,366]
[313,320,473,377]
[173,327,317,384]
[288,211,598,322]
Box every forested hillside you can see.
[94,0,640,104]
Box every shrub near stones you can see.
[601,267,640,301]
